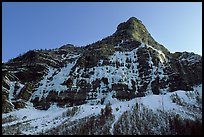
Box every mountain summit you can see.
[113,17,170,55]
[2,17,202,135]
[115,17,149,41]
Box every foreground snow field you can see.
[2,84,202,135]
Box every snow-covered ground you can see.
[2,84,202,135]
[2,103,68,134]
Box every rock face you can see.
[2,69,19,113]
[2,17,202,111]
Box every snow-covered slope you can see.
[2,84,202,135]
[31,60,78,101]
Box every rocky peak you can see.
[113,17,170,56]
[59,44,75,50]
[115,17,150,42]
[116,17,143,31]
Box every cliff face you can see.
[2,17,202,111]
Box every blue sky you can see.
[2,2,202,62]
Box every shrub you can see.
[101,104,112,117]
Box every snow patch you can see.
[31,60,78,101]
